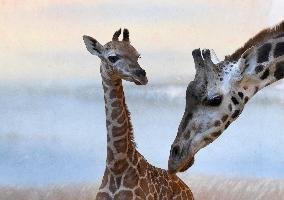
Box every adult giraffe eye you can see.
[205,95,223,107]
[108,55,120,63]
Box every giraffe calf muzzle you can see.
[133,69,148,85]
[135,69,146,77]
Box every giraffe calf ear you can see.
[83,35,105,56]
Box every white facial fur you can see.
[168,48,268,173]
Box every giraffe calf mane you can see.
[125,106,137,147]
[226,21,284,61]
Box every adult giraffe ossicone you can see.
[168,21,284,173]
[83,29,193,200]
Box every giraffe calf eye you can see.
[205,95,223,107]
[108,55,120,63]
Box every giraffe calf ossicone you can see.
[83,29,193,200]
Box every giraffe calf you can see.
[83,29,194,200]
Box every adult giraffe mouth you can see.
[179,156,195,172]
[168,157,194,174]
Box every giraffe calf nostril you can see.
[135,69,146,77]
[140,69,146,76]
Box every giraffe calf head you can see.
[83,29,148,85]
[168,49,250,173]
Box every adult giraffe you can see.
[83,29,193,200]
[168,21,284,173]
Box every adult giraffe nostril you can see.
[171,145,181,159]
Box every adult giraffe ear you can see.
[209,49,220,64]
[83,35,105,56]
[191,49,208,95]
[237,46,258,79]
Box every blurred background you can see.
[0,0,284,186]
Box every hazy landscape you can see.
[1,0,284,199]
[0,82,284,186]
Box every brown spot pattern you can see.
[244,96,249,104]
[113,137,128,153]
[114,190,133,200]
[140,178,150,194]
[111,100,120,107]
[117,114,125,124]
[232,110,240,119]
[255,65,264,74]
[275,61,284,80]
[107,147,114,162]
[109,175,117,193]
[110,159,128,175]
[254,87,259,94]
[112,123,127,137]
[225,121,231,129]
[221,115,229,122]
[116,176,122,188]
[212,131,222,137]
[96,192,112,200]
[135,187,146,199]
[257,43,271,63]
[231,96,239,105]
[111,108,122,119]
[238,92,244,99]
[100,169,110,189]
[274,42,284,58]
[228,104,232,111]
[260,68,270,80]
[214,120,221,127]
[184,131,191,139]
[123,167,139,188]
[137,160,147,176]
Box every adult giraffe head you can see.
[83,28,148,85]
[168,21,284,173]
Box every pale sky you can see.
[0,0,284,84]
